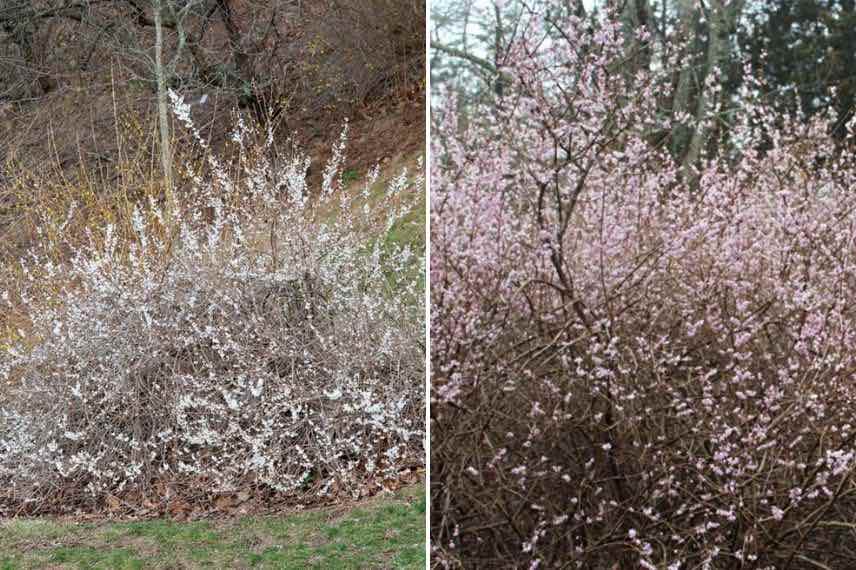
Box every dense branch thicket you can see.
[432,8,856,569]
[0,97,425,515]
[0,0,425,116]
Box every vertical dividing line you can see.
[424,0,432,566]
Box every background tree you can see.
[739,0,856,146]
[431,0,855,167]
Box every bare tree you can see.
[153,0,173,200]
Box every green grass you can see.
[385,188,426,252]
[0,484,425,569]
[342,169,361,184]
[335,152,425,252]
[325,152,425,302]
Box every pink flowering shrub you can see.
[0,96,424,514]
[432,8,856,569]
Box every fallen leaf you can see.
[105,494,122,511]
[214,495,235,511]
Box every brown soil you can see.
[300,89,425,186]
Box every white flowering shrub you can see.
[0,95,424,514]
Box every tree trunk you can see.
[682,0,744,171]
[670,0,699,163]
[153,0,175,210]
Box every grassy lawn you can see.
[0,484,425,569]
